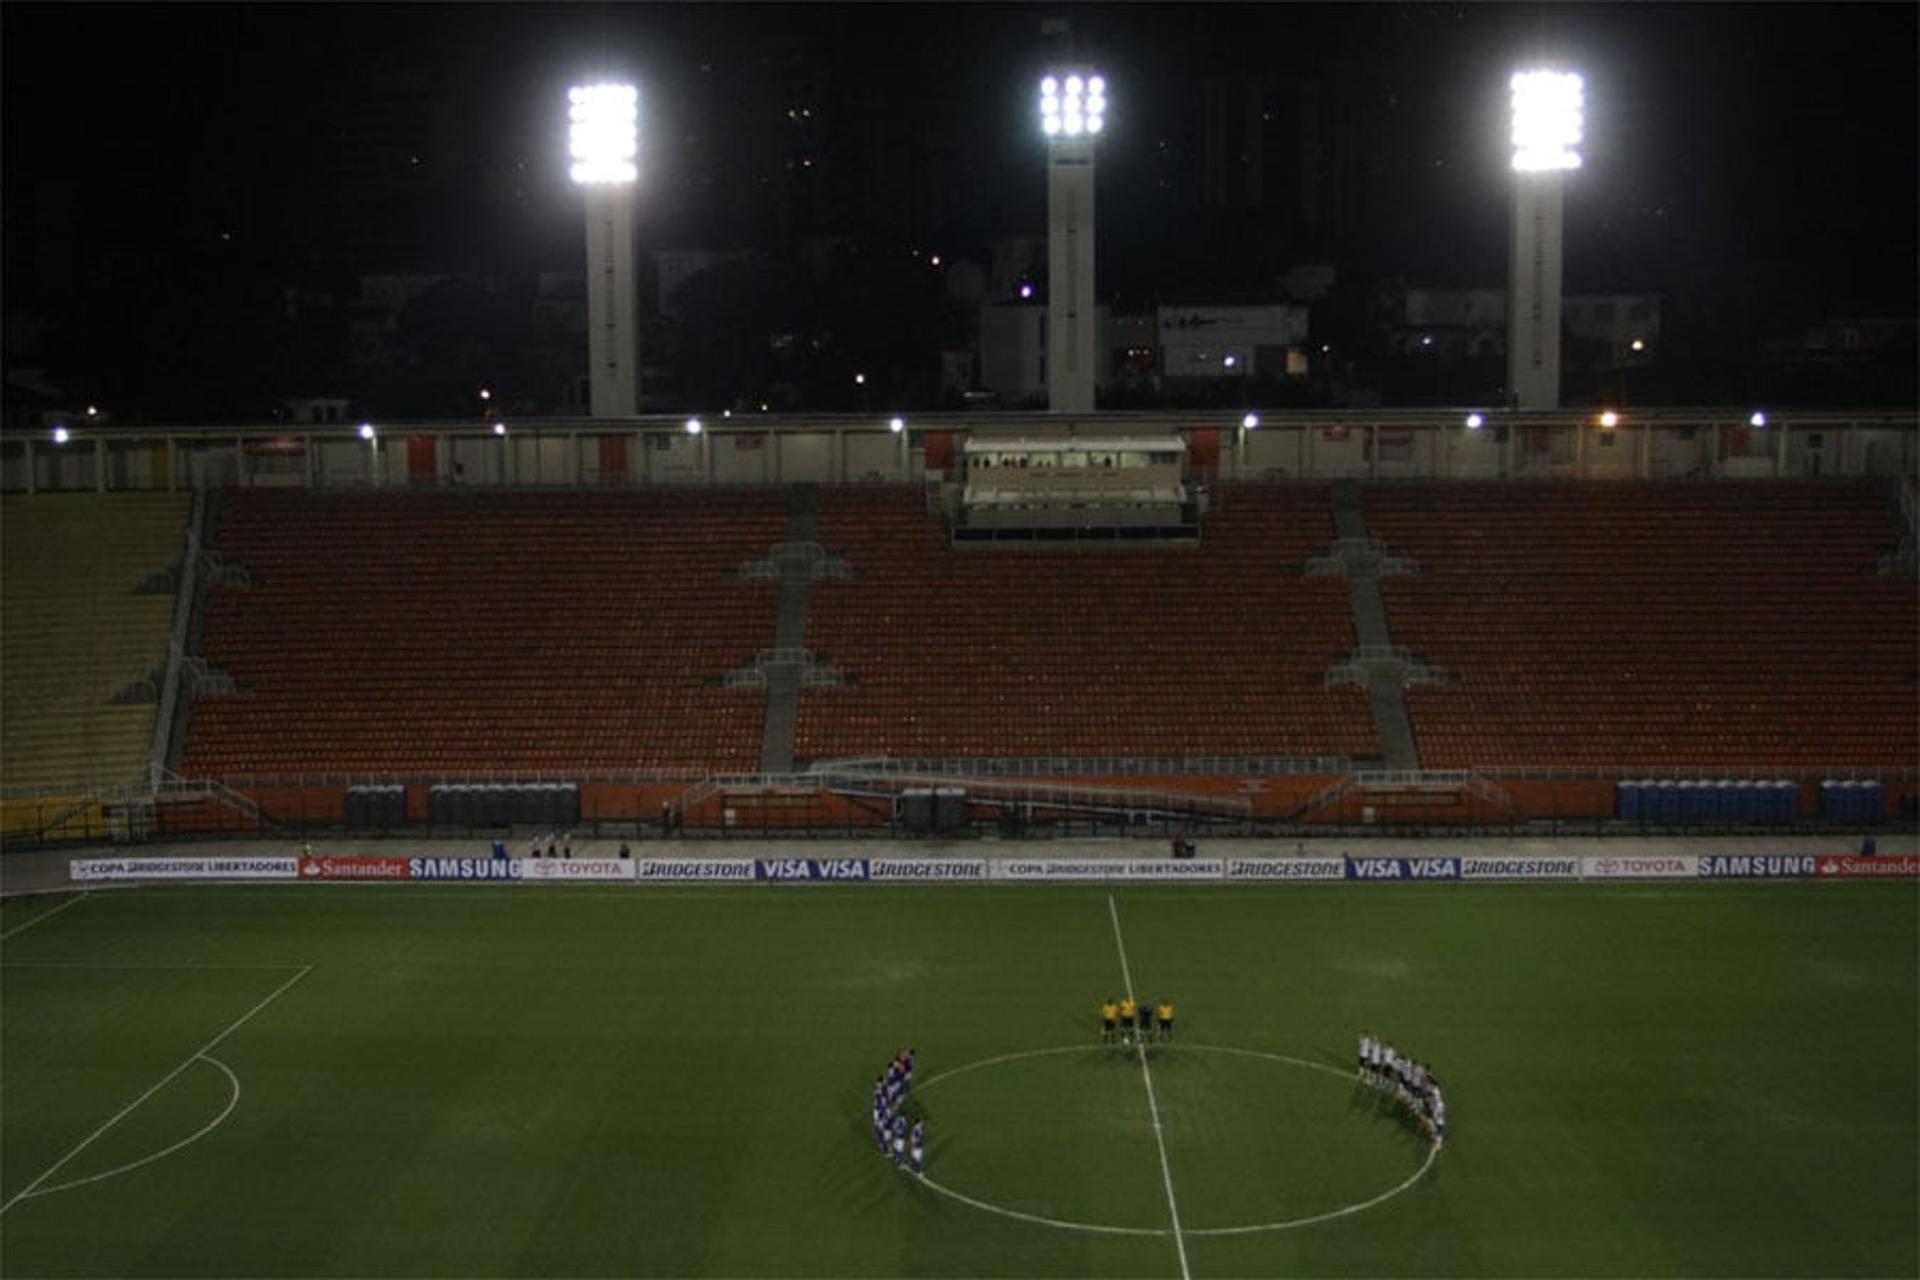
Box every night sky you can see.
[4,2,1915,417]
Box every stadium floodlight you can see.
[1510,70,1583,173]
[1019,282,1034,299]
[1507,67,1582,411]
[1749,411,1767,428]
[359,422,376,441]
[853,372,866,386]
[52,425,69,445]
[493,422,507,436]
[1039,69,1105,413]
[1598,410,1620,428]
[85,405,99,418]
[570,83,641,418]
[684,417,703,435]
[568,84,639,186]
[888,416,905,434]
[1040,70,1106,141]
[1465,412,1486,430]
[1241,412,1260,430]
[479,388,492,401]
[1630,338,1646,352]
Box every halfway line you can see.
[1107,893,1192,1280]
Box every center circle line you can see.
[907,1041,1440,1238]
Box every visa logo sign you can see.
[755,858,870,881]
[1349,858,1404,879]
[1346,857,1459,880]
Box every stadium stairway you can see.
[760,484,822,773]
[1329,482,1421,770]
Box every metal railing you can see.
[146,485,206,788]
[803,755,1353,777]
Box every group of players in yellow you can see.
[1100,995,1175,1044]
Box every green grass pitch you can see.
[2,881,1914,1277]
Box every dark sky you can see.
[4,3,1915,341]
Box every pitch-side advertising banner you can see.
[519,858,636,881]
[635,857,758,881]
[992,859,1226,882]
[1816,855,1920,878]
[1343,856,1461,881]
[1695,855,1818,879]
[869,859,991,881]
[73,856,298,881]
[1582,854,1700,880]
[1224,858,1347,881]
[299,856,411,880]
[1460,856,1581,881]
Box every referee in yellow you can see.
[1118,995,1138,1044]
[1156,998,1175,1042]
[1100,997,1119,1043]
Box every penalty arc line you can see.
[0,963,312,1216]
[1108,893,1192,1280]
[0,891,87,942]
[22,1056,242,1202]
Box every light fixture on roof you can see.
[1749,411,1767,428]
[888,416,905,434]
[1598,410,1620,428]
[359,422,376,440]
[1465,412,1485,430]
[1510,70,1584,173]
[1241,412,1260,430]
[568,83,639,186]
[52,425,70,444]
[493,422,507,436]
[684,417,703,435]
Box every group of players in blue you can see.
[871,1048,926,1175]
[1359,1032,1446,1147]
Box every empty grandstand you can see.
[1,494,187,793]
[797,483,1377,763]
[181,489,785,777]
[1369,481,1917,770]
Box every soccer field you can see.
[2,881,1914,1277]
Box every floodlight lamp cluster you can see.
[569,84,639,185]
[1510,70,1583,172]
[1040,72,1106,140]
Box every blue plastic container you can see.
[1862,780,1884,826]
[1617,780,1642,821]
[1656,782,1681,825]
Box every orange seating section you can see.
[181,490,785,775]
[794,485,1378,761]
[1368,481,1918,769]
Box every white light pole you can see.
[1040,72,1104,415]
[570,83,640,418]
[1506,69,1582,410]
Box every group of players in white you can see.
[871,1048,926,1175]
[1359,1033,1446,1147]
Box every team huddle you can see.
[1359,1033,1446,1146]
[1101,995,1175,1044]
[870,1048,926,1175]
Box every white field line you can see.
[2,961,308,971]
[24,1056,241,1202]
[0,891,86,942]
[1107,893,1191,1280]
[0,964,311,1216]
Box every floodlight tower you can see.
[1039,72,1105,415]
[1506,69,1583,410]
[569,83,640,418]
